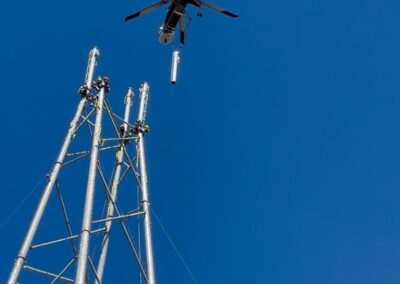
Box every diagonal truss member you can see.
[7,48,157,284]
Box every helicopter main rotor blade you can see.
[125,1,169,21]
[179,16,185,45]
[201,1,239,18]
[190,0,202,6]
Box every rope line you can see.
[151,208,199,284]
[0,175,46,232]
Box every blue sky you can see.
[2,0,400,283]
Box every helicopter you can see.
[125,0,238,45]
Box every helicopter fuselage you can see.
[159,1,187,44]
[125,0,237,45]
[159,0,201,44]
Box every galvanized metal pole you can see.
[84,48,100,90]
[137,82,156,284]
[75,81,107,284]
[7,47,99,284]
[95,88,134,283]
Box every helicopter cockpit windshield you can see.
[159,25,174,44]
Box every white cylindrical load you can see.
[170,49,180,84]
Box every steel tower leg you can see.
[75,83,107,284]
[95,88,134,283]
[7,47,99,284]
[137,82,156,284]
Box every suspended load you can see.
[170,49,180,84]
